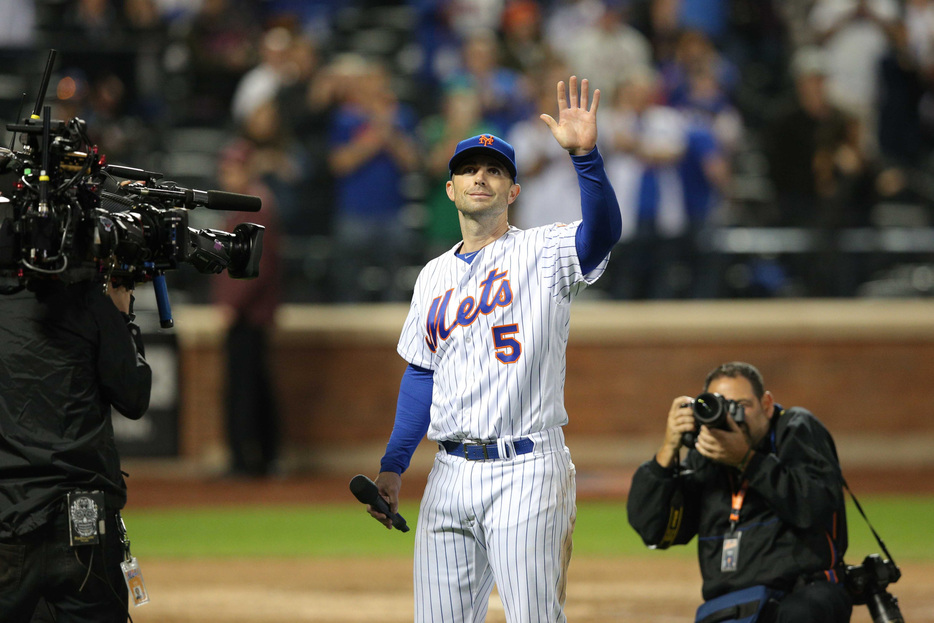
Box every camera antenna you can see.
[31,49,58,121]
[24,50,57,210]
[37,105,52,211]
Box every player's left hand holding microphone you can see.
[370,471,402,529]
[350,472,409,531]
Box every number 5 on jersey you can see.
[492,324,522,364]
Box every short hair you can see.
[704,362,765,399]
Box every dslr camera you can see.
[681,392,745,449]
[0,50,264,328]
[845,554,904,623]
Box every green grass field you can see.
[123,496,934,562]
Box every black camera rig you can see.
[842,480,906,623]
[845,553,903,623]
[0,50,264,328]
[681,392,746,448]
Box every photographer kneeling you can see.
[627,362,852,623]
[0,279,151,622]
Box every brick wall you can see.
[173,301,934,468]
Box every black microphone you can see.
[349,474,409,532]
[104,166,261,212]
[122,186,262,212]
[199,189,262,212]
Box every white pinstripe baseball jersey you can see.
[397,221,607,442]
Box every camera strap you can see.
[843,479,897,566]
[656,465,685,550]
[657,486,684,550]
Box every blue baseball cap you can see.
[448,134,518,181]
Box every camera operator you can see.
[0,278,151,622]
[627,361,852,623]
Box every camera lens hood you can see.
[693,392,726,425]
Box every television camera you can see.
[0,50,264,328]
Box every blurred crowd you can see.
[3,0,934,301]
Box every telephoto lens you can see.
[867,591,904,623]
[692,392,730,429]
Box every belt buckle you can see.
[462,441,492,461]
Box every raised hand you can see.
[539,76,600,156]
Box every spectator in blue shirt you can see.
[327,56,420,302]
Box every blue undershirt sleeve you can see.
[572,146,622,275]
[379,363,434,474]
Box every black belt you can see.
[441,438,534,460]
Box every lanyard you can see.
[726,428,773,531]
[729,475,749,531]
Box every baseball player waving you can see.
[367,76,622,623]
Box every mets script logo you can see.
[479,134,495,146]
[425,268,522,363]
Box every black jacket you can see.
[627,405,848,600]
[0,281,151,538]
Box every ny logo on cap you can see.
[479,135,495,146]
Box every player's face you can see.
[706,375,775,446]
[446,156,519,215]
